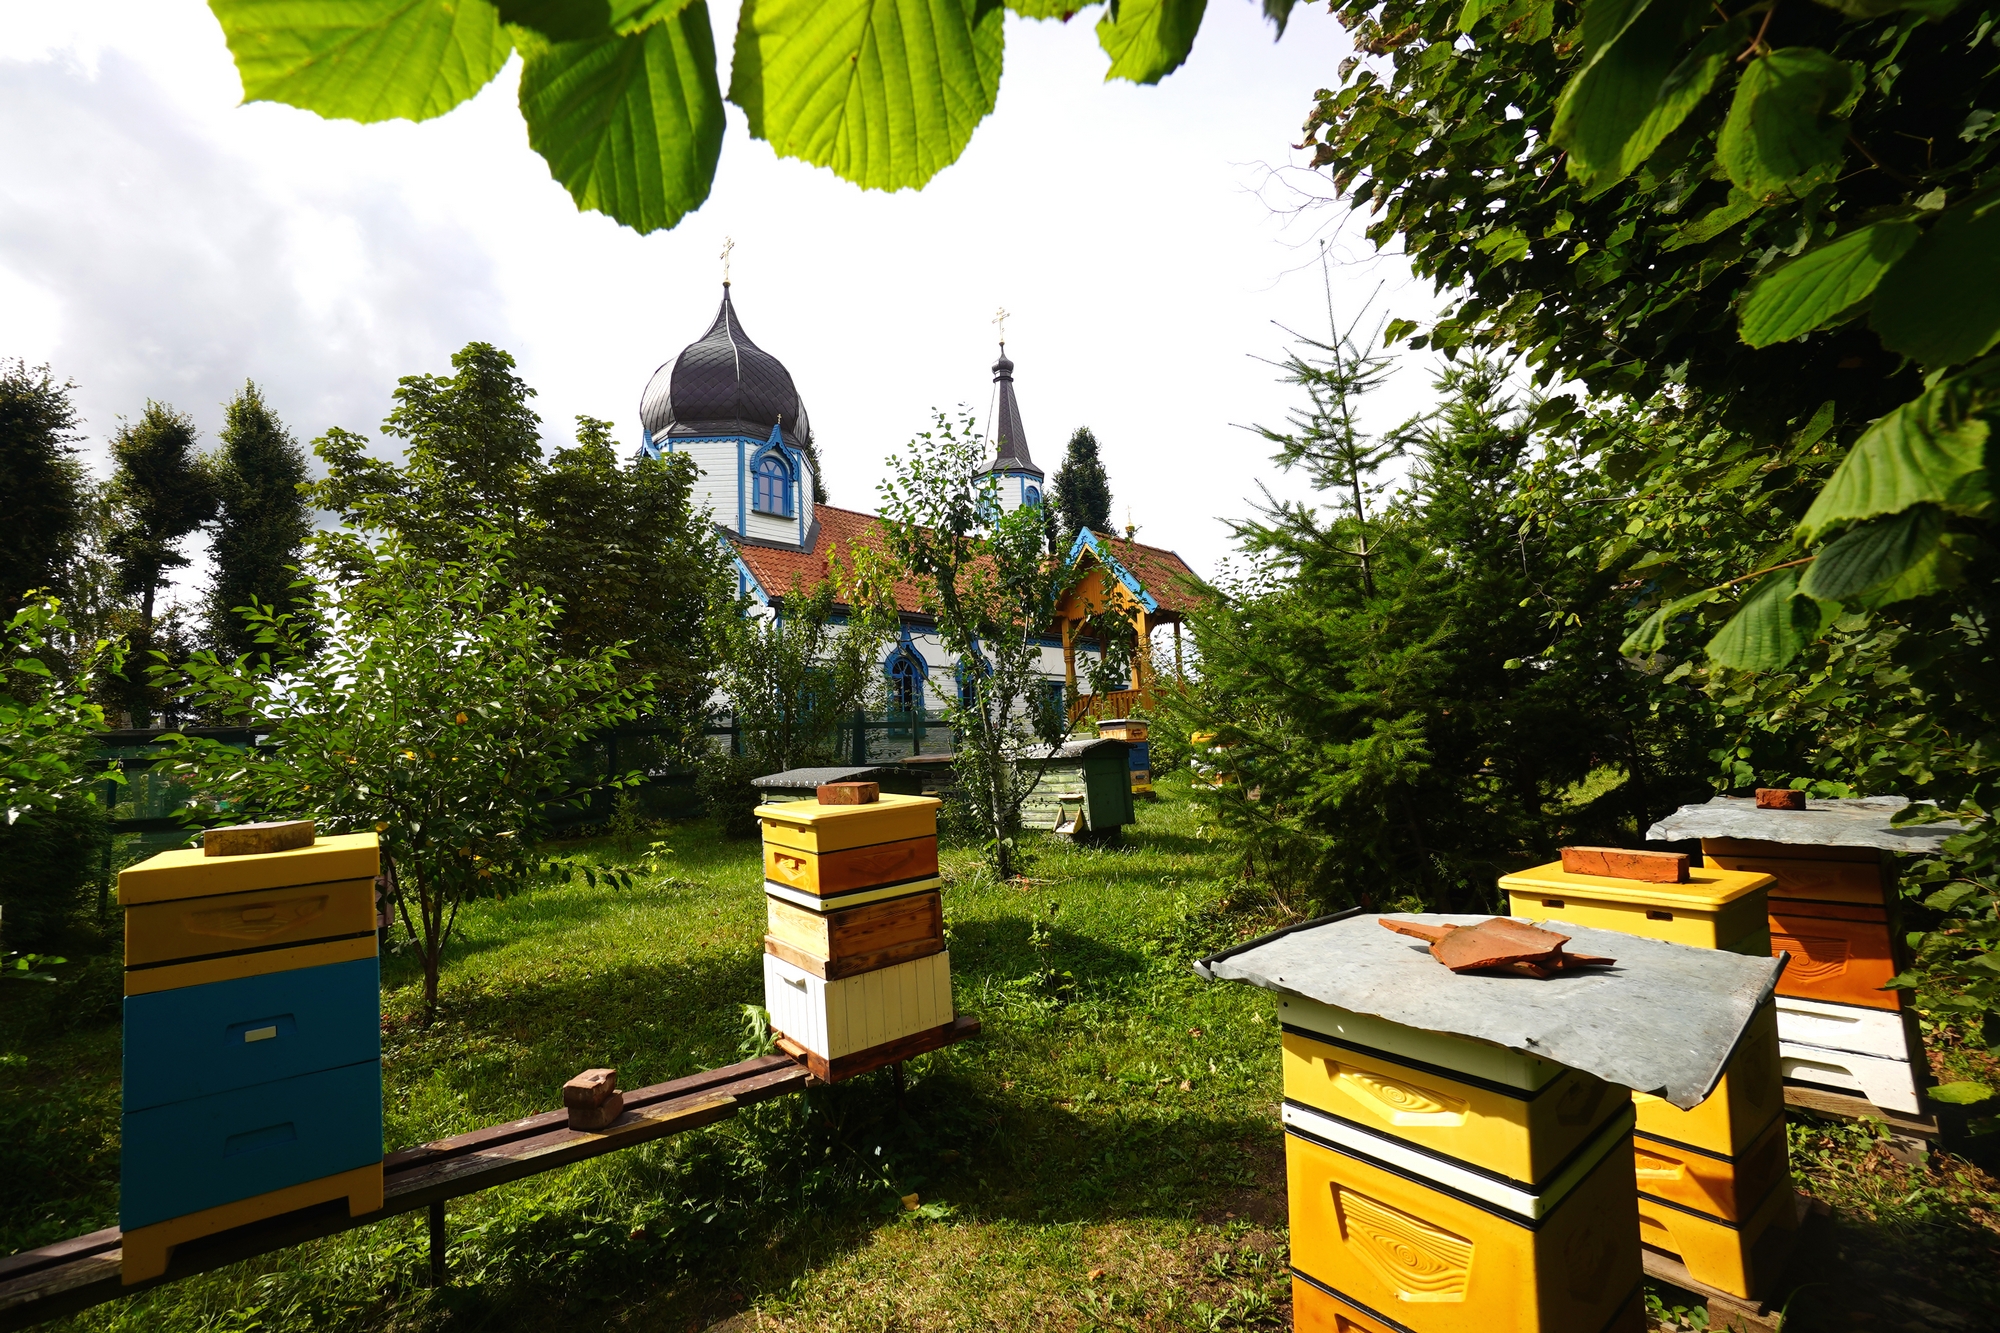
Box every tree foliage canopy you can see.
[206,381,313,658]
[163,532,648,1014]
[203,0,1295,233]
[308,343,729,721]
[1304,0,1997,668]
[1051,426,1114,541]
[0,362,90,619]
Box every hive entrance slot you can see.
[1647,910,1673,921]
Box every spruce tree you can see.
[107,401,216,722]
[207,382,312,657]
[1052,426,1112,542]
[0,361,89,615]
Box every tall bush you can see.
[162,532,648,1016]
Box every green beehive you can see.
[1018,739,1135,839]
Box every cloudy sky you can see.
[1,1,1445,589]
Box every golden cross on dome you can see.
[992,305,1009,344]
[721,235,735,284]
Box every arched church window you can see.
[886,645,926,715]
[1023,484,1041,507]
[753,452,793,517]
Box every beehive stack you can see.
[1705,841,1924,1115]
[116,823,384,1282]
[1200,913,1784,1333]
[1501,853,1795,1299]
[1277,992,1644,1333]
[1094,717,1153,797]
[758,784,960,1082]
[1646,796,1950,1121]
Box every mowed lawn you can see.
[1,773,1995,1332]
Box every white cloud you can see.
[0,0,1446,583]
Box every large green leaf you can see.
[1800,371,1995,540]
[210,0,514,123]
[519,3,725,234]
[1705,569,1827,671]
[1552,2,1732,198]
[1737,220,1920,347]
[1798,505,1945,602]
[1718,48,1860,200]
[1097,0,1208,84]
[1619,588,1716,655]
[1870,201,2000,369]
[495,1,690,42]
[730,0,1005,191]
[1928,1079,1994,1105]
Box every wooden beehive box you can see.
[1016,738,1134,837]
[116,831,385,1282]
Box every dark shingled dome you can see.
[640,287,811,449]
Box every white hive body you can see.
[762,950,955,1060]
[1778,1044,1924,1114]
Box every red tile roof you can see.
[731,507,1205,620]
[733,504,933,615]
[1077,530,1204,616]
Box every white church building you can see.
[637,284,1197,723]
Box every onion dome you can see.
[640,286,811,449]
[985,345,1040,477]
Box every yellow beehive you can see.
[1499,861,1774,956]
[1636,1173,1799,1298]
[1291,1272,1645,1333]
[756,794,940,855]
[1630,1002,1784,1155]
[1634,1114,1788,1223]
[1280,1023,1621,1188]
[1510,854,1797,1299]
[1286,1106,1641,1333]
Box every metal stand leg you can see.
[428,1200,447,1288]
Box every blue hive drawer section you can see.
[122,956,381,1112]
[120,1059,383,1230]
[1127,742,1151,772]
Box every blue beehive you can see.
[117,829,384,1281]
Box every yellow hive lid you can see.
[1498,859,1774,909]
[118,831,381,906]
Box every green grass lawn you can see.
[2,774,1996,1332]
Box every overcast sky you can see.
[1,0,1447,594]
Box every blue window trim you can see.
[885,639,928,713]
[751,449,794,517]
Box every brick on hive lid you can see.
[816,781,879,805]
[1755,788,1807,810]
[563,1067,624,1130]
[203,820,315,857]
[1559,845,1690,883]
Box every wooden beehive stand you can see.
[1646,793,1953,1149]
[757,783,978,1082]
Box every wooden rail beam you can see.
[0,1054,809,1331]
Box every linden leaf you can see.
[1097,0,1208,85]
[730,0,1004,191]
[1870,200,2000,368]
[1718,48,1860,200]
[519,3,726,234]
[210,0,513,124]
[1800,373,1995,541]
[1738,220,1921,347]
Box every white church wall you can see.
[668,436,745,535]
